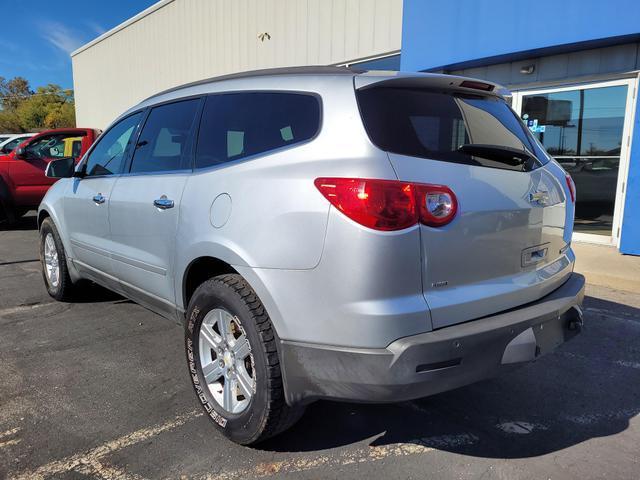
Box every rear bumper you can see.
[281,273,585,405]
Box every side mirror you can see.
[14,146,27,159]
[45,157,76,179]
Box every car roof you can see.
[141,65,507,102]
[146,65,363,101]
[120,66,509,126]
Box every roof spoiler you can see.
[354,73,511,99]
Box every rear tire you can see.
[185,274,304,445]
[40,218,76,301]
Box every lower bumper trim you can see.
[280,273,585,405]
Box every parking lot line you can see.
[6,404,480,480]
[74,458,148,480]
[0,302,58,318]
[199,433,478,480]
[9,410,203,480]
[0,427,20,439]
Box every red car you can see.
[0,128,99,222]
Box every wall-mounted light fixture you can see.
[519,65,535,75]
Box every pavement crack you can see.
[0,259,39,267]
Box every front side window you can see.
[2,136,30,153]
[129,99,200,174]
[357,87,546,171]
[84,112,143,177]
[195,92,321,169]
[24,133,86,160]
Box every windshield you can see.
[357,87,548,172]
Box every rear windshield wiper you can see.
[457,144,535,167]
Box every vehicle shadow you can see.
[72,281,127,303]
[261,295,640,459]
[0,211,38,231]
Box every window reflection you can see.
[521,85,628,236]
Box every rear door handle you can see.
[153,196,174,210]
[93,193,106,205]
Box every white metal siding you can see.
[72,0,403,129]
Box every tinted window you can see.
[24,132,86,160]
[357,88,545,171]
[130,99,200,174]
[195,92,320,169]
[85,112,142,176]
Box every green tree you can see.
[17,84,75,130]
[0,109,22,132]
[0,76,32,111]
[0,78,75,132]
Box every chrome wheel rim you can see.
[198,308,254,414]
[43,233,60,288]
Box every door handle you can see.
[93,193,106,205]
[153,196,174,210]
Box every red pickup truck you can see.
[0,128,99,223]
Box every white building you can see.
[71,0,403,129]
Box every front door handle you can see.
[153,196,174,210]
[93,193,106,205]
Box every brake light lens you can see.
[314,178,458,231]
[416,184,458,226]
[565,174,575,203]
[460,80,494,91]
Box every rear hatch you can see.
[356,76,574,329]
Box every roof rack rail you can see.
[144,65,364,101]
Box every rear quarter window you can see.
[195,92,321,169]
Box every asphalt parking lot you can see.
[1,213,639,480]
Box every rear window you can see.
[357,87,546,171]
[195,92,320,169]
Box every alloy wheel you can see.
[43,233,60,288]
[198,308,254,414]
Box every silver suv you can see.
[39,67,585,445]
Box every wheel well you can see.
[37,210,50,230]
[183,257,238,308]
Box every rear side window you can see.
[130,99,200,174]
[195,92,320,169]
[357,87,546,171]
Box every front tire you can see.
[185,274,303,445]
[40,217,76,301]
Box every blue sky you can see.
[0,0,157,90]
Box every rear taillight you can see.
[565,174,575,203]
[314,178,458,231]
